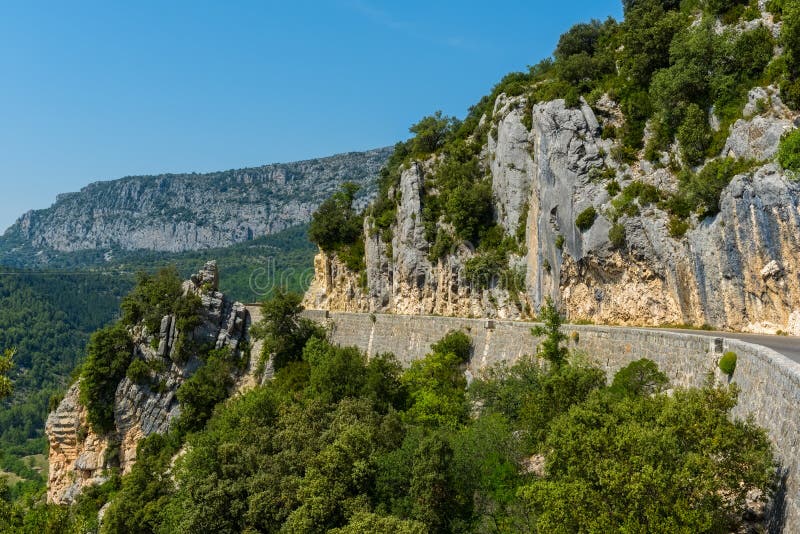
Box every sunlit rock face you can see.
[306,92,800,334]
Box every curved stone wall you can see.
[300,310,800,532]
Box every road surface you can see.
[657,328,800,363]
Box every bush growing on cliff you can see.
[309,182,363,252]
[121,267,183,333]
[676,157,755,217]
[608,222,626,248]
[777,129,800,173]
[409,111,459,155]
[176,347,237,432]
[79,323,134,434]
[575,206,598,231]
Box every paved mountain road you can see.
[657,328,800,363]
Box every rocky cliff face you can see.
[2,148,391,260]
[45,261,252,504]
[305,88,800,335]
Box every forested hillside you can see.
[0,271,130,497]
[7,224,317,303]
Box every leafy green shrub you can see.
[575,206,598,231]
[309,183,363,254]
[464,251,507,290]
[677,104,711,165]
[121,267,183,333]
[668,216,691,238]
[80,323,134,433]
[608,223,626,248]
[679,157,754,217]
[176,347,236,432]
[554,234,565,250]
[445,180,494,241]
[781,2,800,109]
[428,230,454,262]
[126,358,151,384]
[612,181,662,220]
[402,343,469,429]
[605,180,621,196]
[251,289,326,371]
[409,111,459,155]
[431,331,473,364]
[304,337,368,405]
[777,129,800,172]
[601,124,618,140]
[611,145,638,164]
[719,351,737,375]
[531,297,568,366]
[610,358,668,397]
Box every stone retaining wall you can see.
[301,310,800,532]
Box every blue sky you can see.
[0,0,622,232]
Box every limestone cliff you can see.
[45,261,252,504]
[305,87,800,335]
[2,148,391,262]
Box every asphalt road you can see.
[657,328,800,364]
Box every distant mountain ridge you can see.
[0,147,391,262]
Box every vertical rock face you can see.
[305,90,800,334]
[488,95,535,234]
[45,261,250,504]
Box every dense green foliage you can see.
[0,349,14,401]
[531,298,568,366]
[308,183,366,271]
[0,271,128,496]
[574,206,598,231]
[719,350,738,375]
[3,287,776,533]
[79,323,134,434]
[519,381,773,532]
[778,129,800,173]
[251,289,326,371]
[175,347,240,433]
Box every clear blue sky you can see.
[0,0,622,232]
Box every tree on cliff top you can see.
[308,182,364,257]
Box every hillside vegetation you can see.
[1,294,775,533]
[0,271,129,498]
[0,225,314,499]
